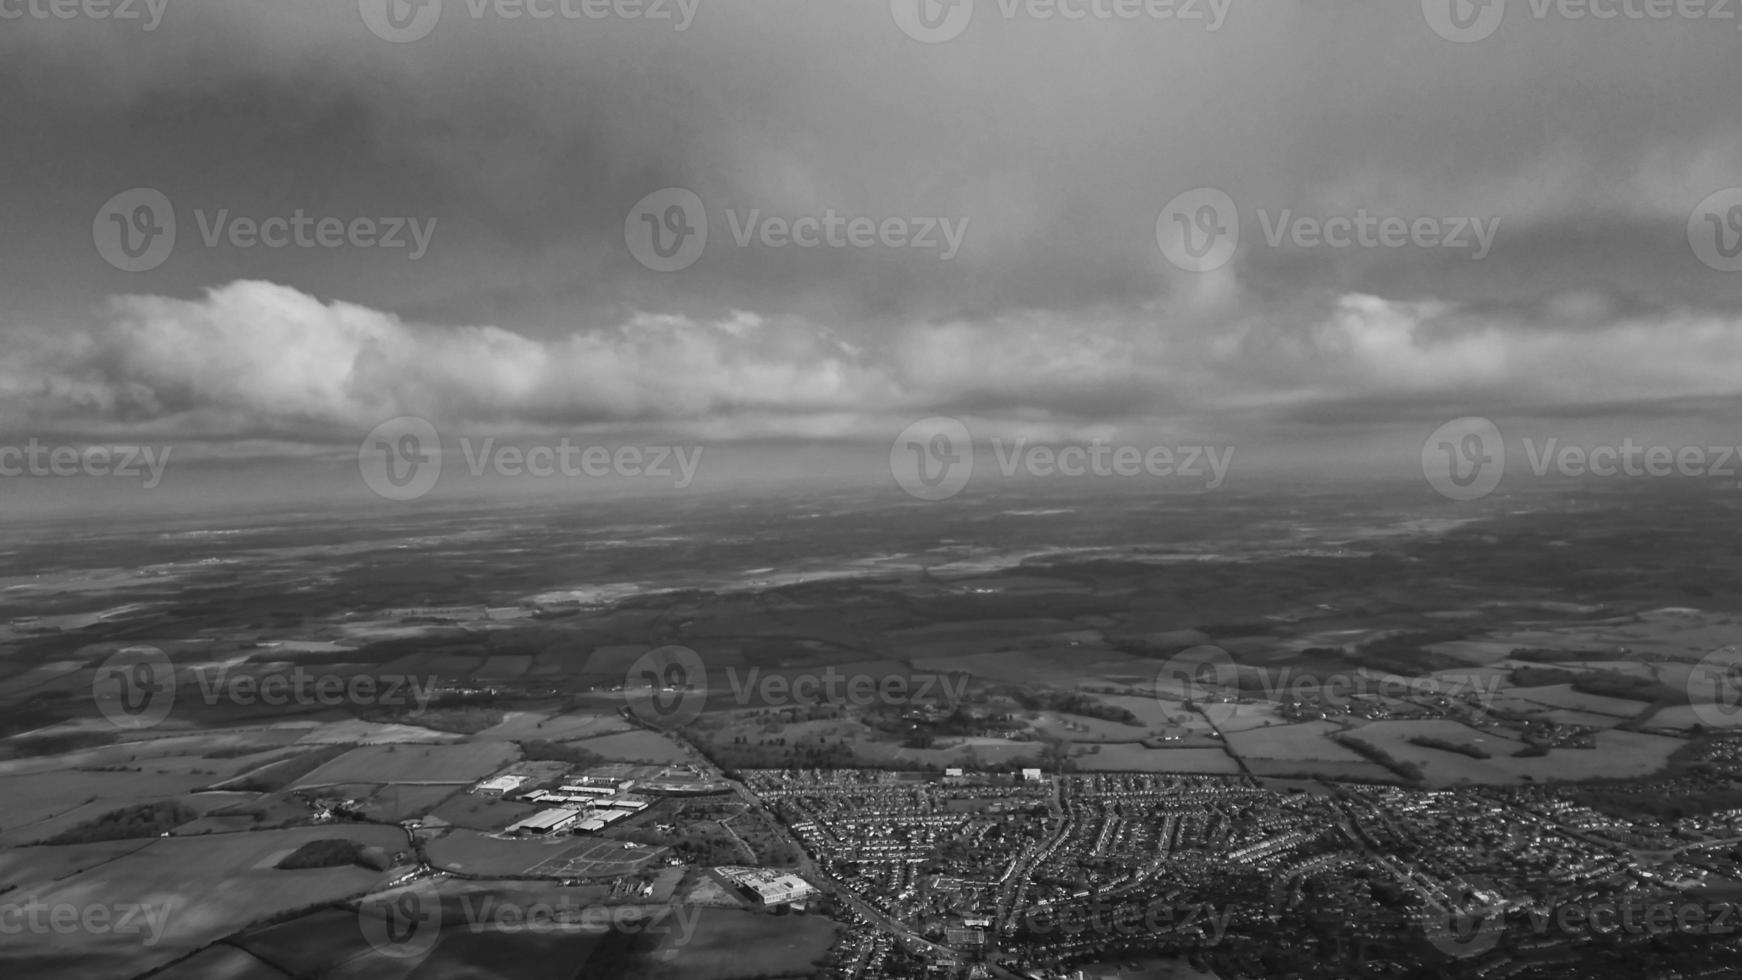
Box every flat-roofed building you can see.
[475,774,529,796]
[715,867,817,907]
[506,808,582,835]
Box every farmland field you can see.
[426,829,664,877]
[568,730,693,764]
[641,908,837,980]
[0,826,410,980]
[1072,745,1242,774]
[292,742,518,787]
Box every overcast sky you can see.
[3,0,1742,510]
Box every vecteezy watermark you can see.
[1424,891,1742,959]
[624,188,968,272]
[1157,187,1500,272]
[602,644,970,729]
[92,644,439,731]
[1422,416,1742,501]
[1687,645,1742,728]
[0,0,169,30]
[1154,644,1502,725]
[1421,417,1506,502]
[0,439,172,489]
[889,416,1234,501]
[611,645,710,729]
[357,416,705,502]
[1420,886,1508,959]
[0,899,174,947]
[357,879,700,969]
[359,0,700,43]
[1422,0,1741,44]
[723,666,969,710]
[1690,189,1742,273]
[889,0,1233,44]
[92,188,438,273]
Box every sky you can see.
[3,0,1742,513]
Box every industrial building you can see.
[506,808,582,835]
[714,867,817,907]
[475,774,529,796]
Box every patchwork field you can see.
[293,742,518,787]
[0,825,410,980]
[1072,745,1242,774]
[568,730,693,764]
[426,829,665,878]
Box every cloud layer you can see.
[9,280,1742,450]
[2,1,1742,457]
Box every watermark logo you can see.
[626,188,709,272]
[891,418,1234,500]
[1422,417,1505,501]
[93,188,176,273]
[1158,188,1501,272]
[359,880,444,964]
[95,657,439,732]
[1153,644,1240,724]
[1154,643,1501,724]
[1688,646,1742,728]
[622,645,710,729]
[0,0,169,30]
[92,645,176,730]
[1425,0,1742,43]
[360,0,699,41]
[1426,892,1742,958]
[891,417,975,501]
[1422,891,1506,959]
[890,0,976,42]
[359,0,444,41]
[892,0,1232,43]
[0,899,174,946]
[360,416,443,502]
[359,419,707,502]
[1157,188,1239,273]
[627,189,968,270]
[1691,189,1742,273]
[0,440,172,489]
[724,666,969,709]
[1425,417,1742,501]
[1422,0,1507,42]
[94,189,437,270]
[358,882,699,965]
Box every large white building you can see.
[715,867,816,907]
[475,774,529,796]
[506,808,582,835]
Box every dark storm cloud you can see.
[3,0,1742,448]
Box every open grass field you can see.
[426,829,664,877]
[1225,721,1372,762]
[0,825,409,980]
[238,879,636,980]
[292,742,517,787]
[640,908,836,980]
[568,730,692,764]
[148,943,290,980]
[913,648,1152,687]
[1073,744,1242,773]
[471,708,631,742]
[1243,758,1397,781]
[0,768,216,845]
[424,793,541,832]
[1502,684,1655,718]
[1342,719,1685,786]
